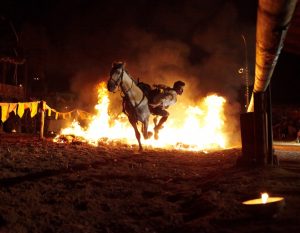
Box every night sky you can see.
[1,0,299,106]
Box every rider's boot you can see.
[153,116,167,140]
[154,125,163,140]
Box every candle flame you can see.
[261,192,269,204]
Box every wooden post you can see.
[238,112,255,165]
[40,101,45,139]
[254,92,268,166]
[266,85,278,165]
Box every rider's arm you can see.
[161,91,177,107]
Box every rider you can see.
[149,80,185,139]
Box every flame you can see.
[54,82,229,151]
[261,193,269,204]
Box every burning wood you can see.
[54,134,87,145]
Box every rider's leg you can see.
[153,109,169,129]
[150,107,165,127]
[155,115,168,130]
[153,116,158,126]
[153,109,169,140]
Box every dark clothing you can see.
[149,106,169,117]
[137,82,169,117]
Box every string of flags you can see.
[44,104,92,121]
[0,101,92,123]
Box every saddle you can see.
[137,82,163,103]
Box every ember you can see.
[54,82,228,151]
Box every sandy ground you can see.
[0,133,300,233]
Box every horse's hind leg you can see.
[129,118,143,151]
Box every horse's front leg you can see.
[129,118,143,151]
[142,119,153,140]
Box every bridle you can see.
[110,67,134,94]
[109,66,145,110]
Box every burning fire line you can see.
[54,82,228,151]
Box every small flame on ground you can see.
[261,192,269,204]
[54,82,229,151]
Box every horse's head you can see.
[107,61,125,92]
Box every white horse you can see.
[107,62,153,151]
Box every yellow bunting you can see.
[9,103,17,114]
[24,102,30,109]
[45,104,51,110]
[17,103,25,118]
[1,104,9,122]
[0,101,82,122]
[30,101,38,118]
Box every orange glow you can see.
[54,82,229,151]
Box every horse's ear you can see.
[112,61,118,67]
[112,61,125,68]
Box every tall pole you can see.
[40,101,45,139]
[241,34,249,109]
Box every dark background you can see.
[1,0,299,106]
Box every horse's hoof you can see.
[147,132,153,138]
[133,150,142,155]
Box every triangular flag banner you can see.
[45,104,51,110]
[9,103,17,114]
[48,109,52,117]
[68,112,72,119]
[1,104,9,122]
[55,112,58,120]
[17,103,25,118]
[62,113,66,119]
[30,101,38,118]
[24,102,30,109]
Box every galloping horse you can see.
[107,62,153,151]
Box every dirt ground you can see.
[0,133,300,233]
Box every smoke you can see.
[42,0,257,147]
